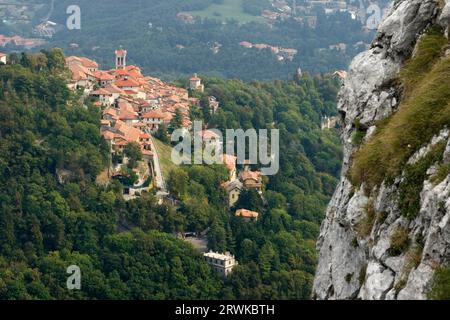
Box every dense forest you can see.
[0,0,376,81]
[0,50,342,299]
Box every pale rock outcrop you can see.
[313,0,450,300]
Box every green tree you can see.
[124,142,143,169]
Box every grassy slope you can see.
[153,138,178,179]
[185,0,263,23]
[350,28,450,191]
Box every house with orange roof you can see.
[102,108,119,121]
[223,154,237,181]
[115,77,141,91]
[66,63,96,91]
[66,56,99,72]
[141,109,168,132]
[198,129,221,140]
[90,88,115,106]
[235,209,259,222]
[118,101,139,124]
[239,169,263,191]
[93,70,115,86]
[189,73,204,92]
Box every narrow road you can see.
[149,135,168,201]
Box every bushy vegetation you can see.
[0,51,342,299]
[398,142,447,219]
[0,51,223,299]
[388,227,410,257]
[350,28,450,192]
[164,73,343,298]
[429,267,450,300]
[25,0,375,81]
[356,202,376,238]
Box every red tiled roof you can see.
[93,70,114,81]
[103,108,117,116]
[66,56,98,69]
[223,154,237,171]
[235,209,259,219]
[91,88,112,95]
[240,171,262,182]
[103,84,125,94]
[114,120,141,143]
[198,130,221,140]
[141,109,166,119]
[115,49,127,56]
[68,64,93,81]
[115,78,140,88]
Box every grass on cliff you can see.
[349,28,450,191]
[429,267,450,300]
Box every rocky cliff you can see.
[313,0,450,300]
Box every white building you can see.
[204,251,238,277]
[189,73,204,92]
[0,53,7,64]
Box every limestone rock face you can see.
[313,0,450,300]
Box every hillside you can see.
[0,51,223,299]
[2,0,377,81]
[0,49,342,299]
[313,0,450,300]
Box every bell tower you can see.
[115,47,127,69]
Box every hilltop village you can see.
[65,49,265,275]
[66,49,197,198]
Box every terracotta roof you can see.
[240,171,262,182]
[198,130,221,140]
[114,120,141,142]
[235,209,259,219]
[93,70,114,81]
[141,109,166,119]
[115,49,127,57]
[115,78,140,88]
[66,56,98,69]
[190,73,201,81]
[103,84,125,94]
[102,130,115,140]
[223,154,237,171]
[103,108,118,116]
[91,88,112,96]
[68,64,93,81]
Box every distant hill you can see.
[14,0,378,81]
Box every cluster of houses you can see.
[66,48,203,194]
[239,41,298,61]
[263,0,365,26]
[65,49,261,276]
[0,34,45,49]
[218,152,263,221]
[201,156,262,276]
